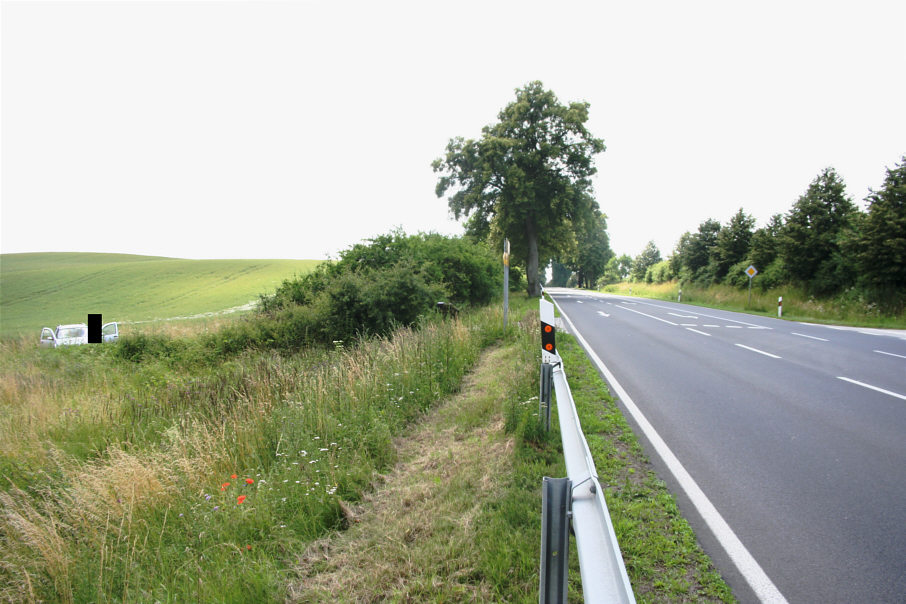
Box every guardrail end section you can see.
[539,476,571,604]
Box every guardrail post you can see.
[540,476,572,604]
[540,363,553,431]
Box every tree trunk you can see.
[525,218,541,297]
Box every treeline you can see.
[620,157,906,312]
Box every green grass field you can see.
[0,253,321,337]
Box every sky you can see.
[2,0,904,261]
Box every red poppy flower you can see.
[231,474,237,479]
[246,544,252,550]
[221,482,230,491]
[245,478,254,484]
[237,495,247,505]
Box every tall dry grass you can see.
[0,305,504,602]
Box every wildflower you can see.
[246,545,252,550]
[179,513,184,517]
[205,494,212,500]
[221,482,230,491]
[245,478,254,485]
[231,474,237,479]
[213,506,220,511]
[237,495,247,505]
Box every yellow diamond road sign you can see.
[745,265,758,278]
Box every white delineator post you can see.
[778,296,783,318]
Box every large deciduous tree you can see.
[432,81,605,296]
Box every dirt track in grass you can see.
[286,345,518,603]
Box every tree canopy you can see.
[850,156,906,301]
[433,81,605,296]
[639,157,904,313]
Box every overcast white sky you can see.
[2,1,904,261]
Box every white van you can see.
[40,322,119,348]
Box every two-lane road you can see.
[547,288,906,603]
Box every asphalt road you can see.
[546,288,906,604]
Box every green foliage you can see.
[433,81,606,296]
[599,254,632,286]
[549,260,573,287]
[848,156,906,311]
[780,167,858,295]
[747,214,783,274]
[658,158,904,315]
[713,208,755,283]
[564,211,614,288]
[672,219,721,283]
[645,260,674,284]
[252,231,498,349]
[631,241,662,282]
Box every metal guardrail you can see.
[539,297,636,604]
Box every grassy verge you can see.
[279,295,735,602]
[2,291,737,602]
[601,281,906,328]
[0,305,498,602]
[555,333,735,602]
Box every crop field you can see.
[0,253,321,337]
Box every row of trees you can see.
[628,159,905,309]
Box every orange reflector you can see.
[544,325,552,333]
[545,343,553,351]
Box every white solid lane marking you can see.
[616,304,678,326]
[735,344,782,359]
[686,328,711,337]
[837,377,906,400]
[551,298,790,604]
[874,350,906,360]
[792,332,829,342]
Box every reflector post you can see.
[540,299,557,363]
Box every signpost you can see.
[503,239,510,331]
[745,265,758,307]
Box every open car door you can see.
[40,327,57,348]
[102,322,119,343]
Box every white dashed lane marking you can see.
[792,332,829,342]
[735,344,782,359]
[837,377,906,401]
[874,350,906,360]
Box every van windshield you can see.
[57,327,86,339]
